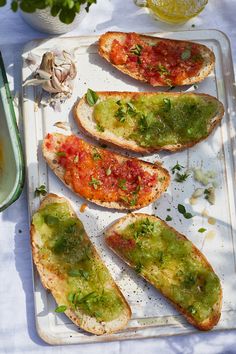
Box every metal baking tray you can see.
[22,30,236,344]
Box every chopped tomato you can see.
[109,33,204,86]
[45,135,158,207]
[45,133,54,150]
[110,40,127,65]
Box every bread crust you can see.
[31,193,131,335]
[42,133,170,210]
[105,213,222,331]
[99,32,215,87]
[73,91,224,153]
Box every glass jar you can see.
[134,0,208,24]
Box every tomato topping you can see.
[107,232,136,251]
[109,33,204,86]
[45,133,54,150]
[45,135,158,207]
[109,39,127,65]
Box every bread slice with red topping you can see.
[74,91,224,153]
[31,193,131,335]
[42,133,170,210]
[99,32,215,86]
[105,213,222,331]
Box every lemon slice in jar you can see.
[146,0,208,24]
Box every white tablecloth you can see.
[0,1,236,353]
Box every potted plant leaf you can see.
[0,0,97,34]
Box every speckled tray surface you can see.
[22,30,236,344]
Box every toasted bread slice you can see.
[42,133,170,210]
[74,91,224,153]
[99,32,215,86]
[105,213,222,331]
[31,193,131,335]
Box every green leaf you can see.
[118,179,127,191]
[130,44,143,56]
[178,204,186,215]
[67,269,89,279]
[55,305,67,313]
[184,212,193,219]
[11,1,18,11]
[75,3,81,12]
[92,149,102,161]
[165,215,172,221]
[56,151,66,157]
[135,262,143,273]
[86,88,99,106]
[171,162,184,174]
[163,98,171,111]
[89,177,101,189]
[157,64,170,75]
[106,168,112,176]
[34,184,47,197]
[96,123,104,132]
[181,49,191,60]
[73,155,79,163]
[175,172,189,183]
[20,2,36,13]
[50,5,60,17]
[198,228,206,233]
[0,0,6,7]
[34,0,47,10]
[67,0,75,10]
[59,8,76,24]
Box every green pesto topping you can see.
[112,218,221,322]
[93,95,219,148]
[32,202,123,322]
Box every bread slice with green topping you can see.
[42,133,170,210]
[105,213,222,331]
[74,91,224,153]
[99,32,215,87]
[31,193,131,335]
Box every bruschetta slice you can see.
[31,194,131,334]
[74,91,224,153]
[42,133,170,209]
[105,213,222,331]
[99,32,215,87]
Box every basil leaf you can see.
[59,8,76,24]
[51,5,60,17]
[11,1,18,11]
[20,1,36,13]
[178,204,186,214]
[198,228,206,233]
[55,305,67,313]
[184,212,194,219]
[163,98,171,111]
[0,0,6,7]
[165,215,172,221]
[86,88,99,106]
[181,49,191,60]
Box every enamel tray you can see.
[0,52,24,211]
[22,30,236,344]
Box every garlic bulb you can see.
[23,50,77,108]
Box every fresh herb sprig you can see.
[177,204,194,219]
[34,184,47,197]
[175,172,190,183]
[86,88,99,106]
[0,0,97,25]
[171,162,184,174]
